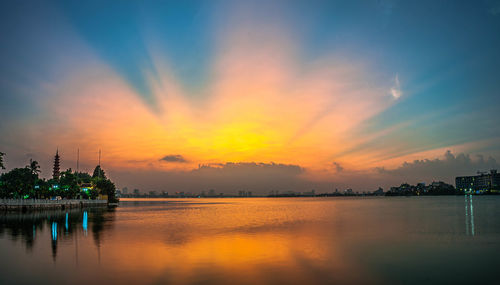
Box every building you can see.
[389,183,411,194]
[456,170,500,194]
[373,187,384,195]
[427,181,455,193]
[80,183,93,193]
[387,181,455,196]
[53,149,60,180]
[303,190,316,196]
[238,190,253,197]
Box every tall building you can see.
[456,170,500,193]
[53,149,60,180]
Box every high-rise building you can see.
[456,170,500,193]
[53,149,60,180]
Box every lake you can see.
[1,196,499,284]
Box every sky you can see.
[1,0,500,194]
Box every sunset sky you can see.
[1,0,500,193]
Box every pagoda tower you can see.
[53,149,60,180]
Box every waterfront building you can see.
[387,181,454,195]
[416,183,426,193]
[456,170,500,194]
[303,190,316,196]
[238,190,253,197]
[389,183,411,194]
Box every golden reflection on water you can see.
[2,197,500,285]
[103,198,365,284]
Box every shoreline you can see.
[0,199,108,211]
[119,194,499,199]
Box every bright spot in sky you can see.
[390,74,402,99]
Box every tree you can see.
[0,167,37,198]
[92,165,106,179]
[28,159,41,175]
[59,169,80,199]
[88,188,99,200]
[95,178,117,202]
[75,172,92,184]
[0,158,120,201]
[35,179,51,199]
[47,178,61,198]
[0,152,5,170]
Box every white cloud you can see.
[390,74,402,99]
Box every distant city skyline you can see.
[1,1,500,193]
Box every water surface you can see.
[1,196,499,284]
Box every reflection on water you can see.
[465,195,475,236]
[1,197,500,285]
[0,208,114,263]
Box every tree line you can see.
[0,152,117,202]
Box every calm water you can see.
[1,196,499,285]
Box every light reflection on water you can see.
[1,196,500,285]
[465,195,475,236]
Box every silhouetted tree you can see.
[92,165,106,179]
[35,179,51,199]
[0,167,36,198]
[75,172,92,183]
[95,178,117,202]
[29,159,41,175]
[89,188,99,200]
[0,159,119,200]
[59,169,80,198]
